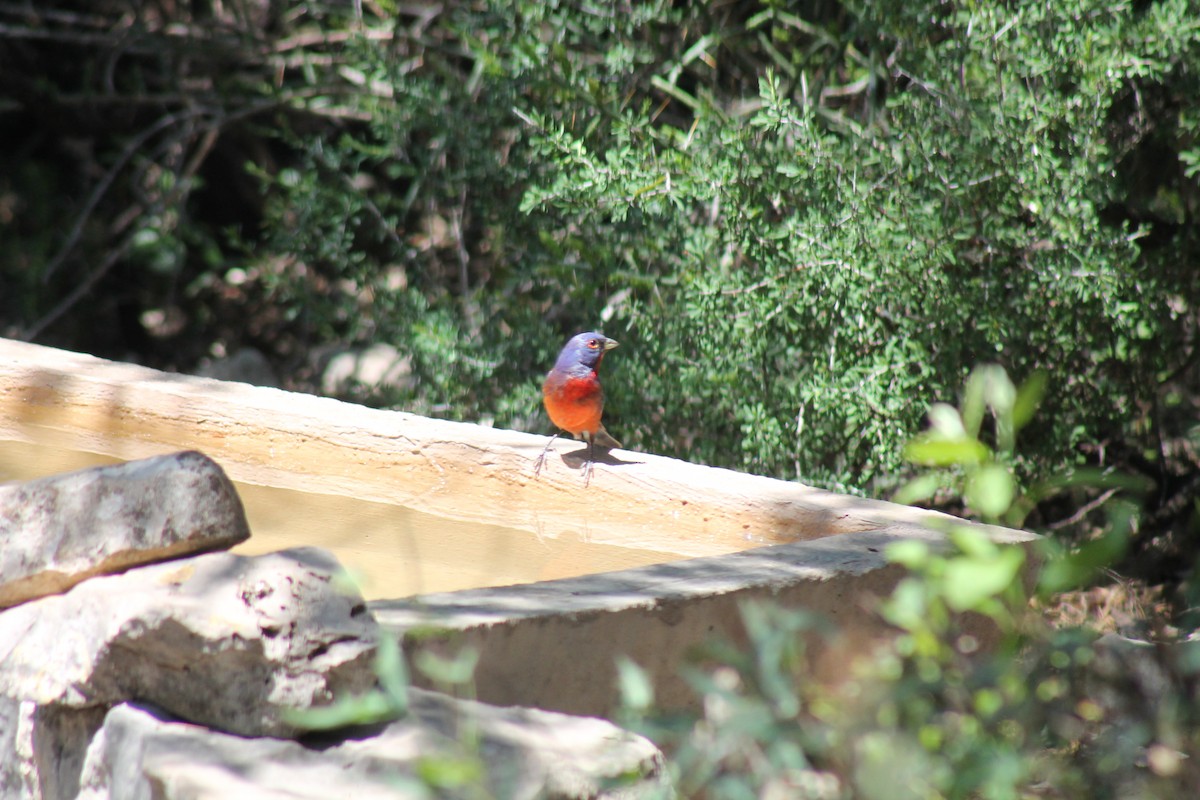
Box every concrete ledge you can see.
[374,522,1034,718]
[1,337,1018,561]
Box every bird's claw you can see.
[582,458,594,487]
[533,433,559,479]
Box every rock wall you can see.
[0,452,663,800]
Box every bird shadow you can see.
[560,445,641,470]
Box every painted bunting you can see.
[534,331,620,483]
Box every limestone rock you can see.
[320,343,414,397]
[0,548,377,739]
[0,697,107,800]
[395,689,666,799]
[0,451,250,608]
[194,347,279,388]
[76,696,665,800]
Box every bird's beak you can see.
[603,338,619,351]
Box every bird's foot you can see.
[581,440,597,487]
[533,434,559,478]
[582,457,594,487]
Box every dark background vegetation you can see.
[3,0,1198,490]
[3,0,1200,795]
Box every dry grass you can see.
[1037,578,1178,641]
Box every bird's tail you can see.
[589,425,621,450]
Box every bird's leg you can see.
[583,435,596,487]
[533,432,560,477]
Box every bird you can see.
[534,331,621,484]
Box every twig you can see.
[0,3,111,29]
[336,169,404,252]
[24,146,213,341]
[0,22,122,46]
[1046,487,1120,531]
[40,107,209,284]
[23,236,129,342]
[273,27,394,53]
[31,92,295,337]
[25,121,219,341]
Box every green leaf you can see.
[949,525,998,559]
[376,635,409,712]
[961,372,988,437]
[882,577,929,631]
[886,540,931,569]
[1038,502,1133,593]
[281,686,406,731]
[942,547,1025,611]
[415,755,485,789]
[1012,370,1048,431]
[905,435,991,467]
[617,657,655,711]
[962,365,1016,443]
[892,473,945,506]
[1033,468,1155,497]
[927,403,967,438]
[414,647,479,687]
[965,464,1015,518]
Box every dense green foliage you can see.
[3,0,1199,491]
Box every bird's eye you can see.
[587,339,600,349]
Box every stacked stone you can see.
[0,452,661,800]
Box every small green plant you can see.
[285,633,490,799]
[619,364,1200,798]
[895,365,1045,522]
[285,634,411,731]
[618,603,841,799]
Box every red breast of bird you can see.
[542,331,621,448]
